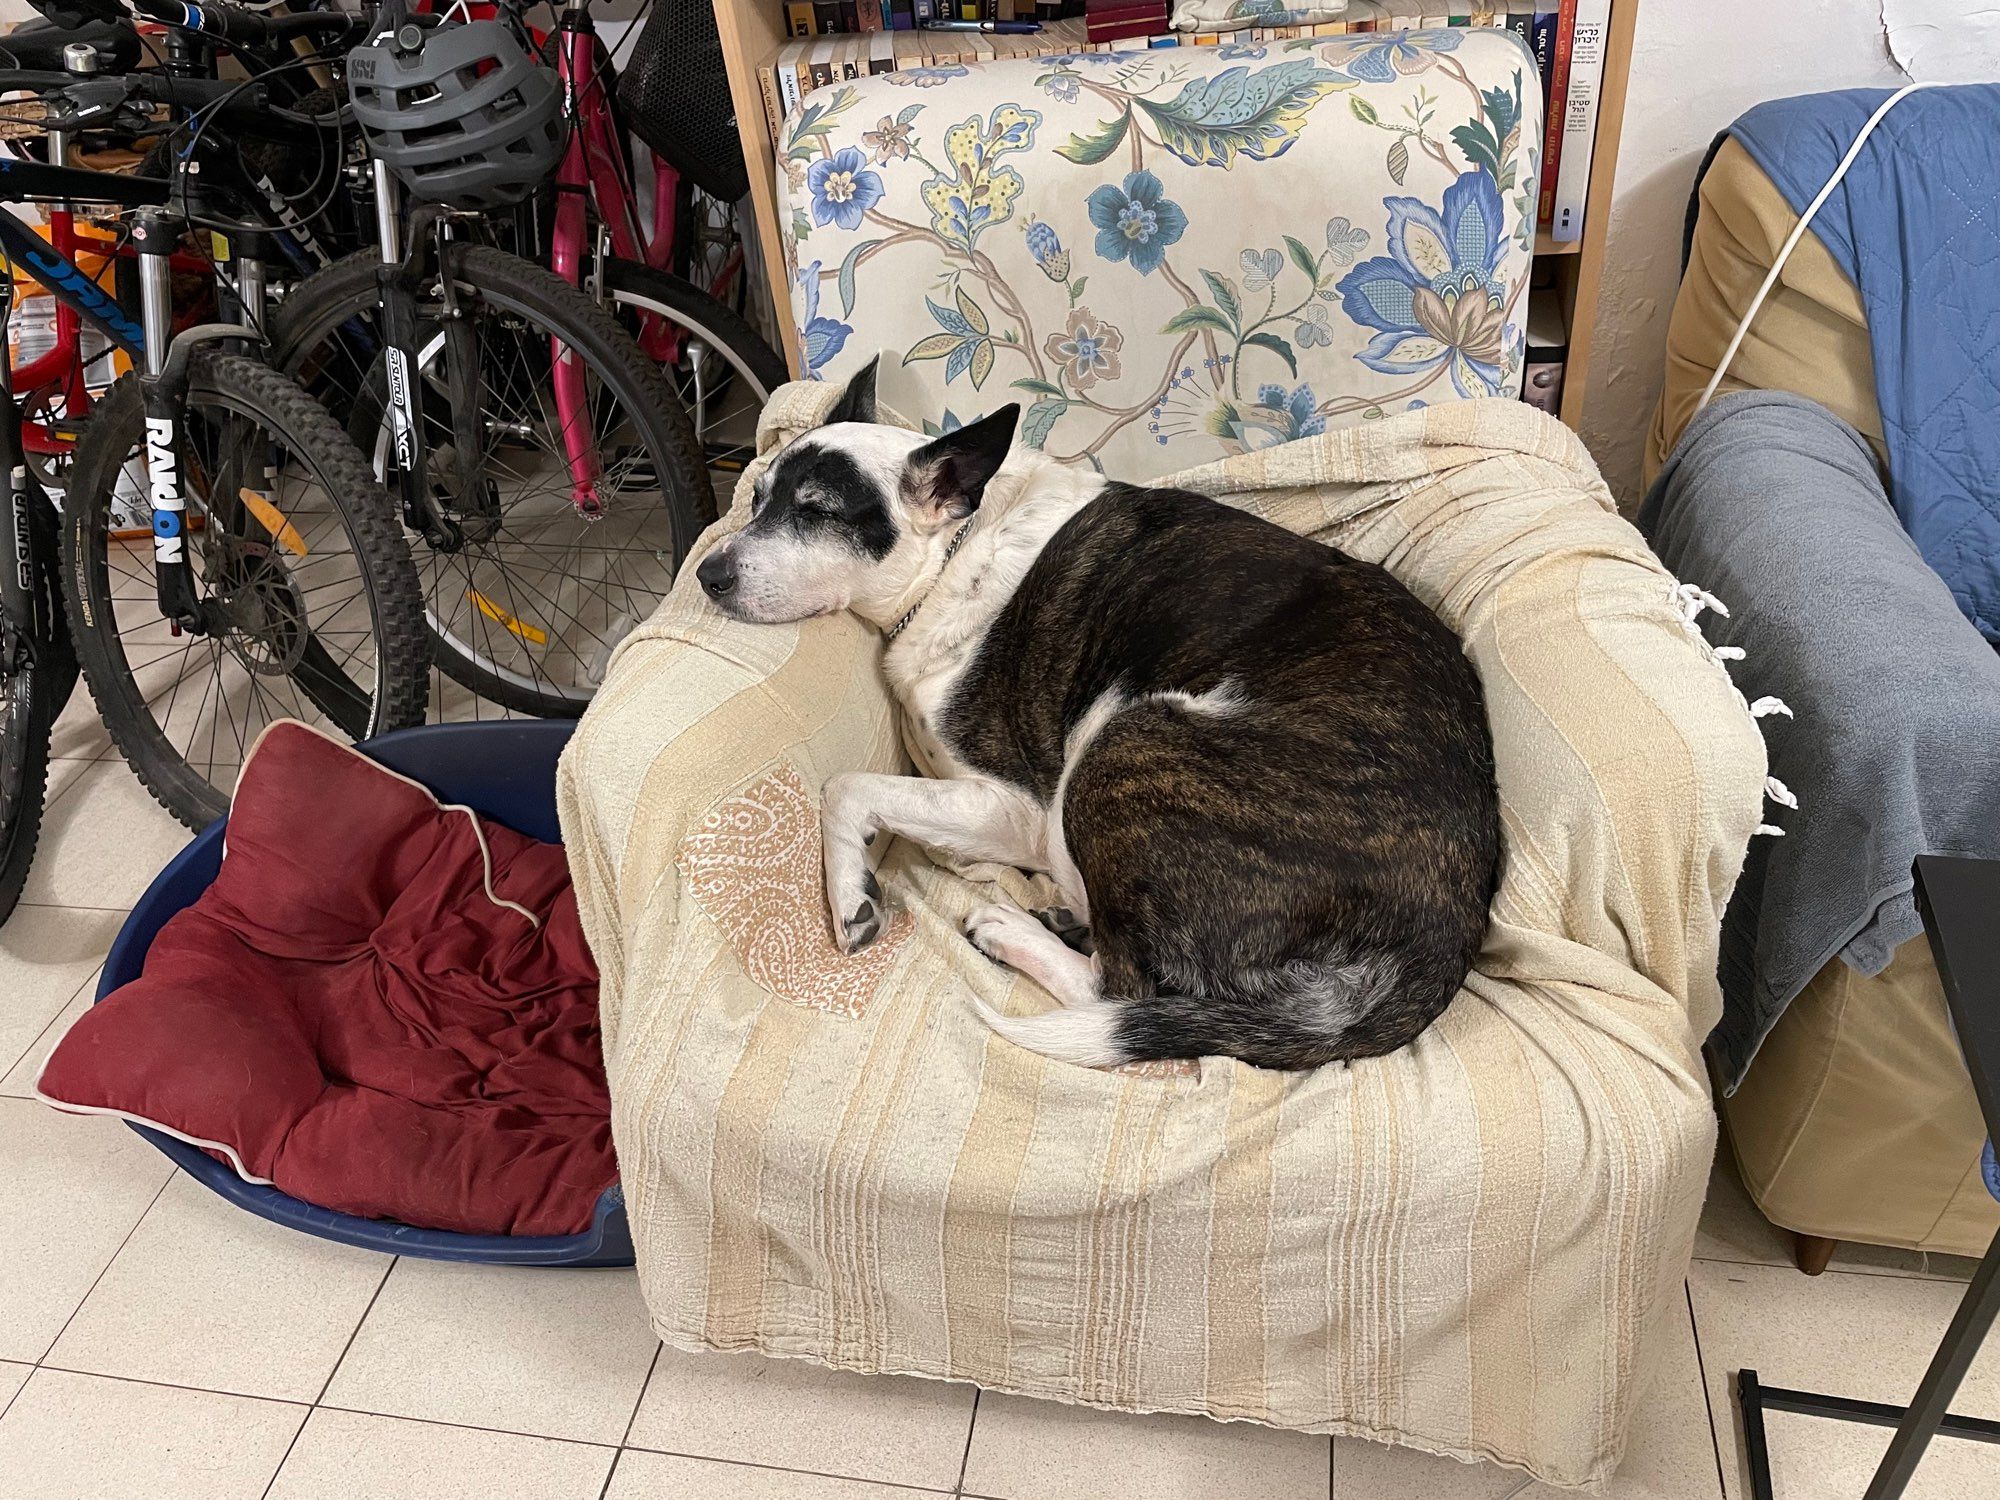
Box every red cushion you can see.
[38,722,613,1238]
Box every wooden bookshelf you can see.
[716,1,1637,433]
[1540,0,1637,428]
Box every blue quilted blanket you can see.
[1732,86,2000,645]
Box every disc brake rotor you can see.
[213,539,309,676]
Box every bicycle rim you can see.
[64,365,422,826]
[601,267,779,512]
[374,280,688,712]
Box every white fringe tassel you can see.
[1667,579,1798,838]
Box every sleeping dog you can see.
[697,359,1498,1070]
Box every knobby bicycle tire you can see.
[61,352,429,828]
[271,243,708,717]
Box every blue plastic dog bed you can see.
[97,719,633,1268]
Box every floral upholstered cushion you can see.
[775,28,1541,481]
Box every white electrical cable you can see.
[1696,81,1938,414]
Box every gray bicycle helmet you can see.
[347,17,561,211]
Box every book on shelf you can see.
[1535,0,1574,227]
[756,0,1606,248]
[1549,0,1607,241]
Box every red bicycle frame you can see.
[551,4,675,361]
[548,0,745,361]
[12,202,95,459]
[8,202,205,461]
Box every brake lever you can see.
[52,75,139,129]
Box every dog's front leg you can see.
[821,772,1046,954]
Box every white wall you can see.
[1580,0,1909,505]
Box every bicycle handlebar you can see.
[126,0,364,47]
[0,66,333,144]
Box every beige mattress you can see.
[559,385,1767,1488]
[1645,136,1881,487]
[1652,134,1998,1258]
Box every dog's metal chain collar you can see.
[885,518,975,642]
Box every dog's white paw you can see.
[822,829,883,956]
[962,903,1044,967]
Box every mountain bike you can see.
[0,0,375,555]
[272,0,707,717]
[0,65,426,913]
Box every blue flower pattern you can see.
[807,147,884,232]
[785,28,1529,460]
[1336,170,1509,397]
[1324,27,1461,83]
[1087,171,1188,276]
[794,261,852,381]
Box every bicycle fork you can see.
[131,210,199,629]
[132,208,270,634]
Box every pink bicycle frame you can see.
[550,5,679,365]
[542,0,751,506]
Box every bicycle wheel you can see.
[671,182,752,316]
[0,481,74,920]
[271,244,707,718]
[599,257,785,515]
[61,353,430,829]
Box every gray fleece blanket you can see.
[1640,390,2000,1090]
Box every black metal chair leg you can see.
[1862,1230,2000,1499]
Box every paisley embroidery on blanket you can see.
[678,762,912,1018]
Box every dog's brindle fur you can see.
[697,360,1498,1070]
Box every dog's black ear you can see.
[825,356,880,426]
[904,404,1019,521]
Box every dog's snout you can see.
[697,551,738,600]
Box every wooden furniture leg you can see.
[1795,1232,1840,1276]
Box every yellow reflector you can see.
[239,488,307,557]
[468,589,548,645]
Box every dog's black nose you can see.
[697,552,737,599]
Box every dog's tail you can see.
[975,948,1434,1070]
[970,995,1134,1069]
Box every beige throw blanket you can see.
[558,385,1765,1490]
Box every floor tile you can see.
[1332,1285,1721,1498]
[0,904,123,1083]
[47,1171,392,1401]
[627,1347,973,1491]
[18,757,194,909]
[1737,1410,2000,1499]
[265,1408,615,1500]
[0,1361,28,1414]
[1689,1260,2000,1499]
[606,1449,949,1499]
[1698,1154,1983,1281]
[321,1259,659,1444]
[0,1367,304,1500]
[0,985,90,1098]
[0,1097,175,1363]
[961,1392,1330,1500]
[1331,1443,1518,1500]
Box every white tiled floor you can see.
[1,721,1995,1497]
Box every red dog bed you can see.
[39,722,613,1238]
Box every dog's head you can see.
[697,359,1019,625]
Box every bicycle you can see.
[546,0,784,498]
[0,0,372,508]
[271,0,709,717]
[0,62,427,917]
